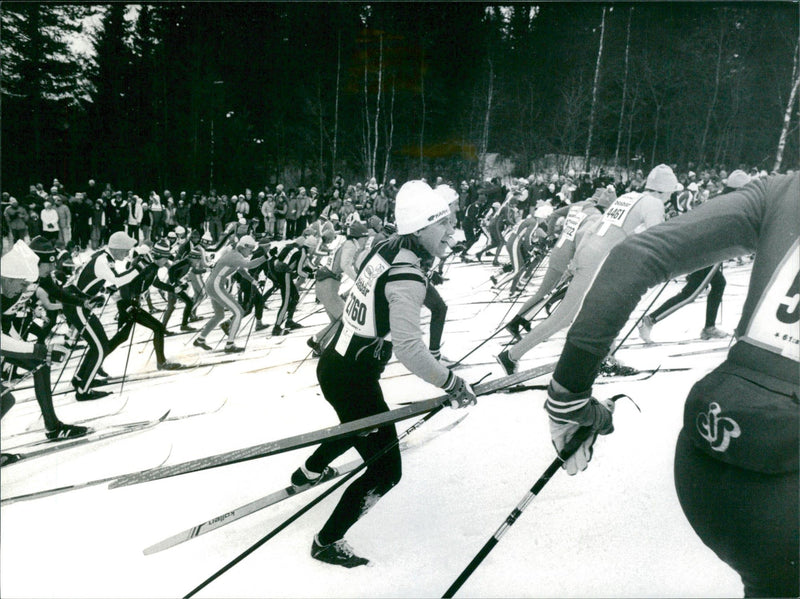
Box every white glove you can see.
[546,380,614,475]
[443,372,477,409]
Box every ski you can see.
[109,362,557,489]
[669,345,729,358]
[165,398,229,421]
[623,337,729,349]
[0,442,174,505]
[12,395,131,438]
[142,414,468,555]
[3,410,171,466]
[496,366,693,393]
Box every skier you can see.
[193,235,266,353]
[151,240,197,333]
[288,180,475,568]
[104,243,187,371]
[68,231,142,400]
[1,241,90,462]
[638,170,753,344]
[308,221,368,356]
[497,165,680,375]
[544,171,798,598]
[503,186,613,341]
[264,236,311,336]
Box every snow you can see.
[1,250,750,598]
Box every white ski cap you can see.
[723,169,751,189]
[108,231,136,251]
[434,184,460,206]
[395,180,451,235]
[1,240,39,281]
[236,235,257,249]
[645,164,680,193]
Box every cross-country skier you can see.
[193,235,265,352]
[288,180,475,568]
[503,186,614,341]
[497,165,680,375]
[1,242,90,462]
[544,171,798,598]
[307,221,368,356]
[151,240,197,333]
[104,243,187,372]
[68,231,142,400]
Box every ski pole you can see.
[608,279,670,356]
[184,403,449,599]
[119,320,137,396]
[442,393,628,598]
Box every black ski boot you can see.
[311,536,370,568]
[46,422,92,440]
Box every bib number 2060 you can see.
[345,294,367,325]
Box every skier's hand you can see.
[443,372,476,409]
[429,271,445,286]
[546,380,614,475]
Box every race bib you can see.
[342,252,390,338]
[742,239,800,361]
[596,193,642,237]
[556,208,588,247]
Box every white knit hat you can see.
[108,231,136,250]
[395,181,451,234]
[1,240,39,281]
[434,184,459,206]
[236,235,257,250]
[645,164,680,193]
[723,169,751,189]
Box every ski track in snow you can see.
[1,250,748,598]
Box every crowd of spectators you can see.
[1,163,775,254]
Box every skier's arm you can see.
[385,274,450,388]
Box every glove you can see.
[133,244,151,256]
[545,380,614,475]
[442,371,477,409]
[429,271,444,286]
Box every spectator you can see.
[261,193,276,238]
[296,187,311,232]
[40,201,59,242]
[107,191,128,234]
[176,197,189,229]
[164,196,177,232]
[140,200,152,242]
[89,199,105,249]
[207,192,223,240]
[54,194,71,245]
[4,198,29,243]
[235,193,250,219]
[274,185,288,240]
[189,193,206,232]
[149,190,164,239]
[127,194,143,242]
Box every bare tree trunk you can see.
[584,6,606,172]
[363,42,372,177]
[382,75,396,184]
[419,45,426,176]
[774,42,800,173]
[332,30,341,183]
[479,57,494,178]
[651,104,661,166]
[614,6,633,169]
[318,74,325,183]
[371,32,383,181]
[626,93,637,175]
[699,11,726,166]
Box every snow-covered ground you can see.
[1,246,750,598]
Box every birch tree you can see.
[584,6,606,172]
[774,42,800,172]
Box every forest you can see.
[2,2,798,194]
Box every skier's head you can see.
[152,240,172,264]
[107,231,137,260]
[395,180,454,259]
[346,221,368,240]
[29,235,58,276]
[175,225,187,239]
[236,235,258,256]
[722,169,751,192]
[645,164,680,202]
[1,241,38,297]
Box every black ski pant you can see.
[66,304,109,393]
[675,429,798,597]
[235,275,266,321]
[107,302,167,365]
[650,265,726,328]
[424,283,447,354]
[268,272,298,328]
[1,357,60,431]
[305,347,402,545]
[161,290,194,329]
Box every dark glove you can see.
[429,271,445,286]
